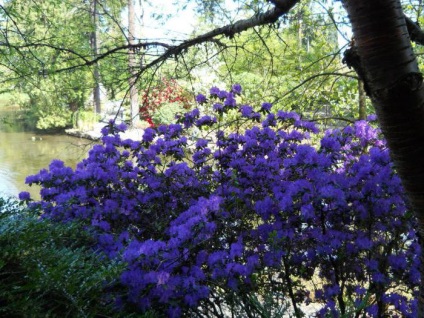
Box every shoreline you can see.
[65,123,145,141]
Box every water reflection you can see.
[0,119,93,199]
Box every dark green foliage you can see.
[0,197,131,317]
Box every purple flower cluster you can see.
[23,86,420,317]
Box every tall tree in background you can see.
[128,0,139,125]
[90,0,101,114]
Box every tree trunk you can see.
[128,0,140,126]
[90,0,101,114]
[358,80,366,120]
[342,0,424,314]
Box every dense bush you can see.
[0,197,131,317]
[22,85,420,317]
[16,71,89,130]
[151,101,186,126]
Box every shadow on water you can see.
[0,111,95,200]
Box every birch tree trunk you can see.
[342,0,424,314]
[128,0,140,126]
[90,0,101,114]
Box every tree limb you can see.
[405,15,424,46]
[34,0,300,74]
[132,0,300,79]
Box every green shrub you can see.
[0,197,131,317]
[36,109,73,130]
[151,101,185,126]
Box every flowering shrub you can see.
[22,85,420,317]
[140,79,192,126]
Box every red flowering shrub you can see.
[140,79,192,126]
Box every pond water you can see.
[0,115,93,200]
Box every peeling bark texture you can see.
[343,0,424,314]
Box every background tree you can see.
[0,0,95,129]
[90,0,102,114]
[0,0,128,129]
[127,0,140,126]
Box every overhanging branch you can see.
[47,0,301,74]
[134,0,300,79]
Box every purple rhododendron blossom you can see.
[117,122,127,132]
[240,104,253,117]
[217,90,228,100]
[213,103,224,112]
[224,93,237,108]
[18,191,31,201]
[196,115,217,127]
[231,83,242,95]
[195,93,207,104]
[261,102,272,112]
[195,138,208,149]
[209,86,220,97]
[142,127,156,143]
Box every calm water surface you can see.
[0,119,93,199]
